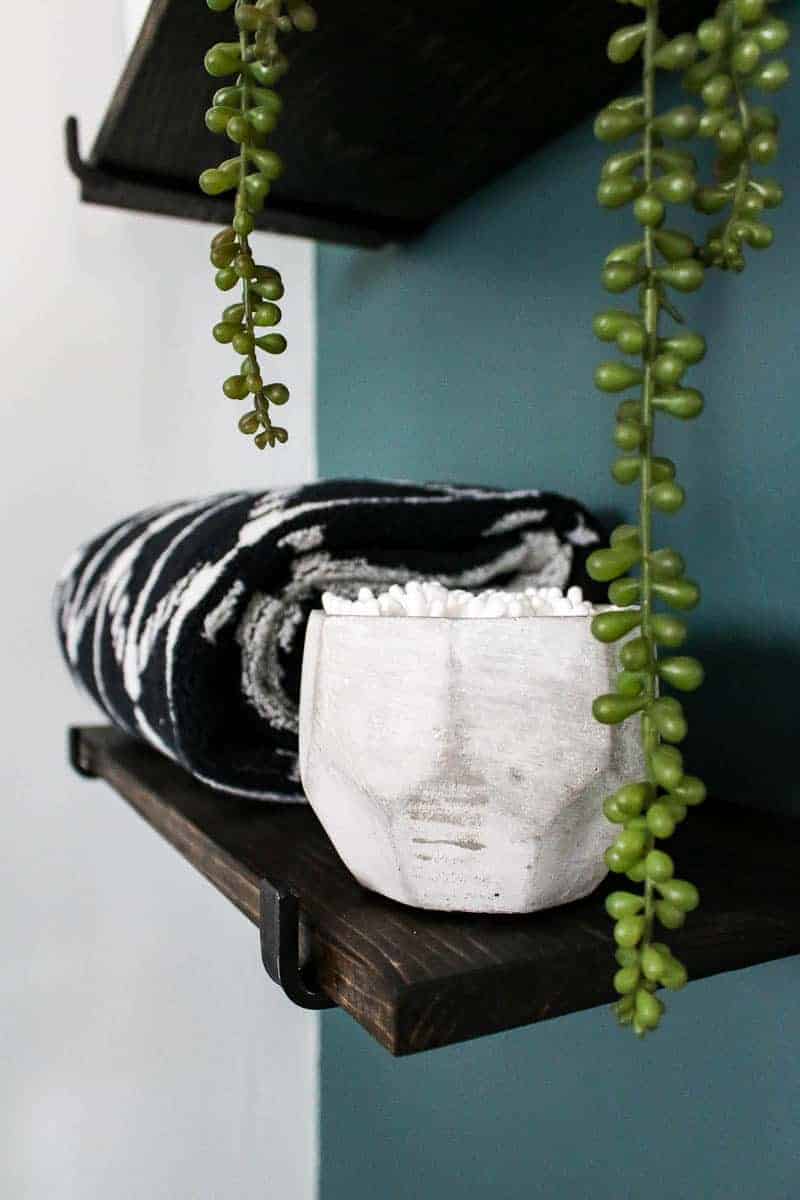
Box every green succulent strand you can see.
[687,0,789,269]
[592,0,708,1038]
[592,0,788,1037]
[200,0,317,449]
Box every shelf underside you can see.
[67,0,717,246]
[70,725,800,1055]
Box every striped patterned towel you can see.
[55,479,603,800]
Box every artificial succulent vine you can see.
[200,0,317,449]
[590,0,789,1036]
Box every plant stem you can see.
[237,22,262,418]
[640,0,660,940]
[237,10,272,431]
[725,6,754,261]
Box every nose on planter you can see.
[299,610,644,914]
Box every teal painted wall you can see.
[317,22,799,1198]
[321,959,798,1200]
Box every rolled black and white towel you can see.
[55,479,604,801]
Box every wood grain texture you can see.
[67,0,719,246]
[71,725,800,1055]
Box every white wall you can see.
[1,2,319,1197]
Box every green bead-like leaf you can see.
[652,106,699,139]
[653,172,696,206]
[593,692,646,725]
[212,321,239,344]
[672,776,706,807]
[587,543,641,582]
[661,959,689,991]
[752,178,783,209]
[651,614,687,646]
[595,108,644,142]
[647,802,677,839]
[657,656,704,692]
[608,577,641,607]
[614,966,641,995]
[650,553,685,584]
[593,309,636,340]
[607,23,646,64]
[651,457,676,483]
[204,42,243,77]
[265,383,290,405]
[653,230,696,262]
[702,72,734,109]
[656,259,705,291]
[199,168,236,196]
[618,637,647,672]
[651,745,684,791]
[606,891,645,919]
[731,37,761,76]
[659,879,699,913]
[640,944,669,982]
[755,17,790,52]
[754,60,790,92]
[595,361,644,392]
[694,186,731,214]
[635,988,663,1030]
[256,333,288,354]
[645,849,674,882]
[206,105,237,133]
[604,795,627,823]
[252,303,282,327]
[611,524,640,547]
[602,262,646,293]
[655,900,686,930]
[697,18,727,53]
[238,411,260,435]
[653,34,698,71]
[684,52,724,94]
[614,915,646,947]
[592,609,642,643]
[617,670,645,696]
[247,58,290,87]
[652,353,685,386]
[652,579,701,611]
[598,177,644,208]
[602,150,644,178]
[650,697,688,744]
[614,422,643,451]
[249,147,284,179]
[612,457,641,485]
[651,481,686,512]
[222,374,249,400]
[214,266,239,291]
[660,331,706,364]
[653,388,704,420]
[248,105,280,135]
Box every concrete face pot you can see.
[299,611,644,914]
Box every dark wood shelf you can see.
[66,0,717,247]
[70,725,800,1056]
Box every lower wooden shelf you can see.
[70,725,800,1056]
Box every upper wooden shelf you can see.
[65,0,717,247]
[70,725,799,1056]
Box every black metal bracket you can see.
[69,725,332,1009]
[259,880,336,1011]
[69,726,97,778]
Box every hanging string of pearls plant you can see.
[200,0,317,449]
[590,0,789,1036]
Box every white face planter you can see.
[299,586,644,914]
